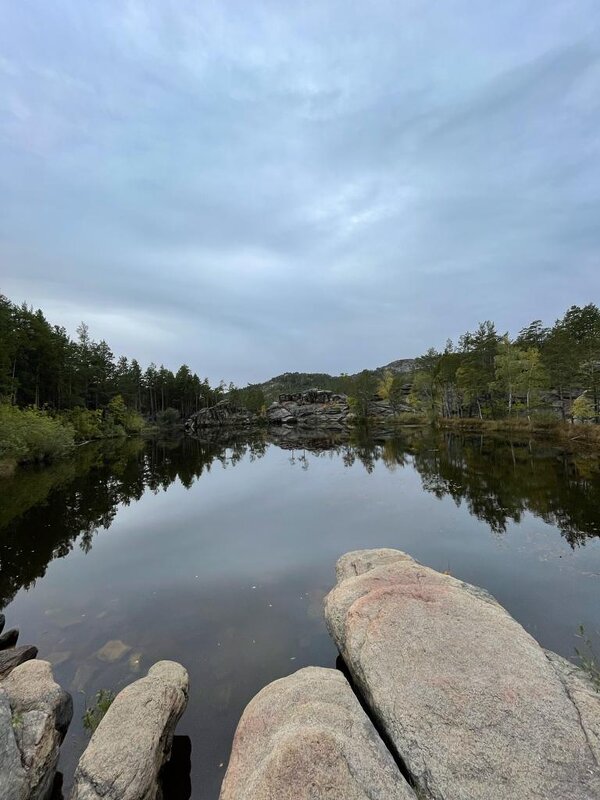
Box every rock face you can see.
[266,389,414,430]
[0,659,73,800]
[186,401,255,431]
[266,390,353,429]
[70,661,189,800]
[324,548,600,800]
[219,666,415,800]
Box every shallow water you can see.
[1,428,599,798]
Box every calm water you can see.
[1,427,600,799]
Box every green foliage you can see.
[575,625,600,692]
[410,306,598,424]
[156,407,181,427]
[83,689,116,734]
[377,370,394,400]
[0,404,75,463]
[493,339,548,416]
[63,407,104,441]
[348,370,379,419]
[0,294,220,421]
[226,384,267,414]
[377,369,408,413]
[572,394,595,423]
[107,394,145,433]
[11,712,23,730]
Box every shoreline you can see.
[434,417,600,449]
[3,417,600,479]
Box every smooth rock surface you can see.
[545,650,600,763]
[324,548,600,800]
[70,660,189,800]
[1,659,73,800]
[219,666,415,800]
[335,548,412,582]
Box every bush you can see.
[0,405,75,464]
[63,407,104,441]
[572,394,595,423]
[62,397,144,441]
[83,689,116,734]
[156,407,180,427]
[107,395,145,434]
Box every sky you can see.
[1,1,600,385]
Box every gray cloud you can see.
[1,0,600,383]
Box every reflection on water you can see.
[1,428,599,609]
[1,428,599,799]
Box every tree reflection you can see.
[1,428,598,611]
[0,432,267,609]
[266,426,600,544]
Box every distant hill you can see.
[252,358,415,402]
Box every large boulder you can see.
[0,689,26,800]
[0,659,73,800]
[324,549,600,800]
[70,660,189,800]
[219,666,415,800]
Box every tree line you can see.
[291,302,600,424]
[406,303,600,423]
[0,294,225,419]
[2,294,599,434]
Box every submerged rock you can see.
[95,639,131,663]
[70,660,189,800]
[219,666,415,800]
[0,659,73,800]
[324,548,600,800]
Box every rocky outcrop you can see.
[266,390,353,429]
[70,660,189,800]
[266,389,413,429]
[186,401,256,431]
[0,659,73,800]
[185,388,416,431]
[219,666,415,800]
[324,549,600,800]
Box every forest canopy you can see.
[0,294,224,418]
[406,303,600,422]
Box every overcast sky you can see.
[1,1,599,384]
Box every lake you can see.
[1,427,599,799]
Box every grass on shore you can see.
[437,416,600,448]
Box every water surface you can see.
[1,428,599,799]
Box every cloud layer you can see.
[1,1,599,383]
